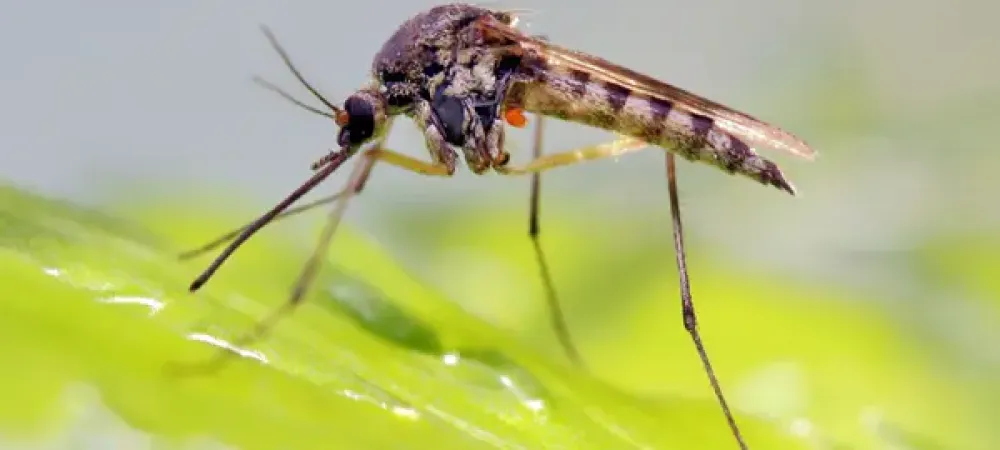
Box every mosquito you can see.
[177,4,816,449]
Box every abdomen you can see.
[504,67,794,194]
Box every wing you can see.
[477,17,817,160]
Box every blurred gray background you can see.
[2,0,998,243]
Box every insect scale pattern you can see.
[178,4,816,450]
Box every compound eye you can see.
[337,95,376,146]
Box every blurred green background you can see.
[1,0,999,449]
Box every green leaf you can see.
[377,203,998,450]
[0,184,808,449]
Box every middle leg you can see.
[524,115,585,367]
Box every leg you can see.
[524,116,585,367]
[178,191,351,261]
[186,148,360,292]
[179,144,391,261]
[493,128,647,368]
[474,103,581,366]
[665,153,747,449]
[181,105,452,268]
[183,134,648,261]
[280,146,455,337]
[495,138,748,446]
[172,146,454,375]
[496,136,648,175]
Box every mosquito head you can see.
[336,87,389,148]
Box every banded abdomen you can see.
[505,66,795,194]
